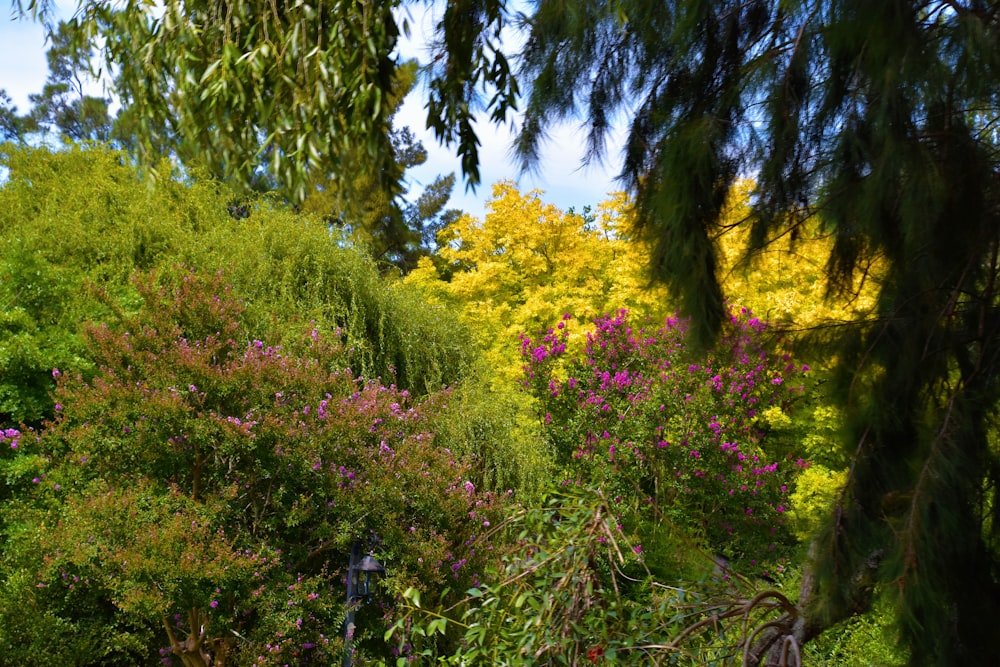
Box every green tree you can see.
[12,0,521,205]
[0,145,474,428]
[502,2,1000,664]
[0,90,26,141]
[15,0,407,203]
[23,21,113,142]
[14,16,458,271]
[299,61,461,271]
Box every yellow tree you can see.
[406,181,669,380]
[715,181,879,331]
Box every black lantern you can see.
[351,551,386,602]
[343,537,385,667]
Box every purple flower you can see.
[210,600,219,608]
[52,368,61,378]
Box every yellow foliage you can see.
[407,179,880,392]
[758,405,793,430]
[405,182,670,383]
[787,465,848,542]
[716,180,879,330]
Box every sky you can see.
[0,5,626,220]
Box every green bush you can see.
[0,269,506,665]
[0,144,474,428]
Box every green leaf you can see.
[384,619,405,641]
[427,617,448,635]
[403,586,421,608]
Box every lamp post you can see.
[343,537,385,667]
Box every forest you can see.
[4,1,1000,666]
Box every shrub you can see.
[520,309,809,572]
[0,145,474,428]
[0,269,503,665]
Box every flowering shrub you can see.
[0,269,503,665]
[521,309,809,570]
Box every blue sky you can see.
[0,5,624,220]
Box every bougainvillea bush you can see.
[0,268,504,666]
[521,309,809,572]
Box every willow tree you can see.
[14,0,406,203]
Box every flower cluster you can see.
[1,427,20,450]
[521,308,808,569]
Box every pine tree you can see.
[490,1,1000,663]
[23,21,113,142]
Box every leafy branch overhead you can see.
[16,0,403,203]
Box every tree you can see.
[12,0,521,207]
[0,145,475,428]
[23,21,113,142]
[407,183,669,382]
[298,61,461,271]
[501,2,1000,664]
[13,15,458,271]
[520,308,809,575]
[15,0,407,203]
[0,90,25,141]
